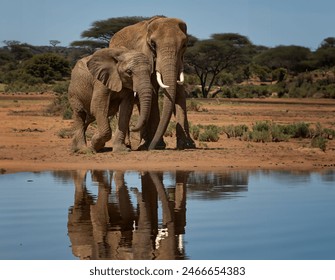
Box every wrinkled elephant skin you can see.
[110,16,196,150]
[68,48,152,153]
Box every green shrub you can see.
[186,99,202,112]
[62,107,73,120]
[45,92,72,119]
[198,120,334,148]
[308,123,335,139]
[5,81,48,92]
[215,71,234,86]
[247,130,272,142]
[271,124,291,142]
[323,128,335,138]
[277,122,310,138]
[252,121,271,132]
[2,69,44,86]
[222,124,249,138]
[58,128,74,139]
[311,136,327,151]
[190,124,200,140]
[247,121,291,142]
[292,122,310,138]
[162,122,222,142]
[198,125,221,142]
[24,53,70,83]
[216,84,273,98]
[323,84,335,98]
[52,81,69,94]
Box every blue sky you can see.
[1,0,335,49]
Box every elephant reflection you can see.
[67,170,188,260]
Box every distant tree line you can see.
[1,16,335,98]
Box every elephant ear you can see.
[86,48,125,92]
[178,20,187,35]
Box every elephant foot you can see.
[71,138,87,153]
[91,137,109,152]
[91,131,112,153]
[137,139,148,151]
[91,143,105,153]
[113,144,131,153]
[138,140,167,151]
[177,137,196,150]
[73,146,95,155]
[71,145,81,153]
[71,142,89,154]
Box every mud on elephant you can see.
[109,16,196,150]
[68,47,152,153]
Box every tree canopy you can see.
[185,34,252,97]
[319,37,335,49]
[1,16,335,99]
[70,16,150,49]
[253,45,312,73]
[24,53,70,83]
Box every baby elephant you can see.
[68,47,152,152]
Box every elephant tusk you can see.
[134,91,137,97]
[177,72,184,85]
[156,71,169,89]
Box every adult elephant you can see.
[109,16,196,150]
[68,47,152,152]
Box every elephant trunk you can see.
[148,64,178,150]
[130,87,152,132]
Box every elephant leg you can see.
[91,115,112,152]
[112,93,134,152]
[90,90,112,152]
[71,109,88,152]
[175,86,196,149]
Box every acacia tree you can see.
[49,40,61,47]
[2,41,33,61]
[71,16,150,49]
[253,45,312,73]
[185,34,250,98]
[319,37,335,49]
[24,53,70,83]
[313,37,335,68]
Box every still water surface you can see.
[0,170,334,260]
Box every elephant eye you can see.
[150,40,156,51]
[126,69,132,76]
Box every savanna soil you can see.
[0,92,335,174]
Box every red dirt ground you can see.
[0,92,334,174]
